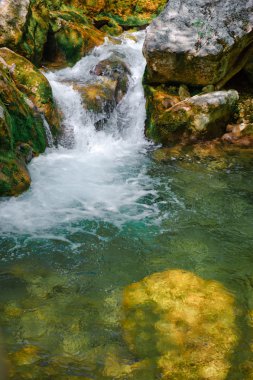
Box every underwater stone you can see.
[123,269,238,380]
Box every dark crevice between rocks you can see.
[42,27,58,64]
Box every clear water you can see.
[0,32,253,379]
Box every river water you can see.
[0,32,253,379]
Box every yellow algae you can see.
[123,269,238,380]
[10,345,39,366]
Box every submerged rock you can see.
[143,0,253,87]
[146,90,239,145]
[123,269,238,380]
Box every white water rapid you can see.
[0,32,160,234]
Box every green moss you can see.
[19,3,50,65]
[0,153,31,196]
[10,110,46,154]
[55,29,83,65]
[38,82,53,105]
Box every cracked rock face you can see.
[143,0,253,86]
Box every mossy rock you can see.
[0,61,46,154]
[144,84,181,143]
[123,269,238,380]
[0,55,49,196]
[93,56,130,103]
[19,1,50,65]
[0,100,13,152]
[0,47,59,135]
[75,78,116,114]
[94,15,123,36]
[145,87,239,146]
[0,154,31,196]
[48,10,105,66]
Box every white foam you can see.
[0,32,160,234]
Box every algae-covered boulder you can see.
[0,48,59,135]
[143,0,253,87]
[93,56,131,103]
[0,52,52,196]
[75,78,116,114]
[123,269,238,380]
[0,61,46,154]
[47,10,105,66]
[0,154,31,196]
[0,1,105,67]
[75,75,128,131]
[19,0,50,65]
[144,84,181,143]
[74,56,132,130]
[146,90,239,145]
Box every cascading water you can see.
[1,30,253,380]
[0,32,163,235]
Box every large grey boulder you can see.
[0,0,30,47]
[143,0,253,88]
[152,90,239,144]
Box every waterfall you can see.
[42,115,54,148]
[0,32,159,234]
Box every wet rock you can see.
[16,143,33,164]
[0,54,50,196]
[74,57,132,130]
[92,56,131,103]
[144,84,181,142]
[143,0,253,87]
[147,90,239,145]
[123,269,238,380]
[0,47,60,135]
[74,78,118,131]
[75,79,116,115]
[222,124,253,147]
[0,156,31,197]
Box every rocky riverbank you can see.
[0,0,165,196]
[143,0,253,153]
